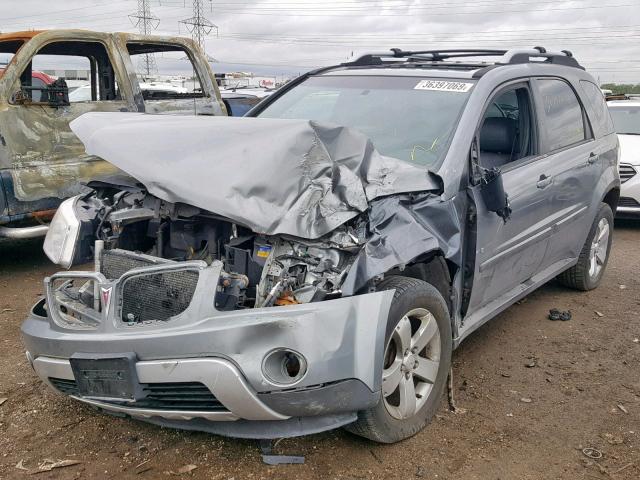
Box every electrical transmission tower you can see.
[180,0,218,55]
[129,0,160,76]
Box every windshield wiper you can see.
[619,132,640,135]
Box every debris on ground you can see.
[548,308,572,321]
[612,463,633,475]
[0,398,7,406]
[520,397,532,403]
[259,440,305,465]
[594,311,604,317]
[133,459,152,475]
[447,369,467,414]
[603,433,624,445]
[582,447,603,459]
[166,464,198,475]
[617,403,628,414]
[15,459,82,474]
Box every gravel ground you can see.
[0,221,639,479]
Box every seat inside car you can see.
[479,117,519,169]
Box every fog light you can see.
[262,348,307,386]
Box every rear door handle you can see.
[537,174,553,189]
[587,152,599,164]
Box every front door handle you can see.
[587,152,599,165]
[537,174,553,189]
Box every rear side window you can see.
[536,78,586,152]
[580,80,614,137]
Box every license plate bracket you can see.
[70,353,144,402]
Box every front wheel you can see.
[557,203,613,291]
[345,276,452,443]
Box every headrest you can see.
[480,117,518,154]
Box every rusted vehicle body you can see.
[0,30,225,239]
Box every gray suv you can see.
[21,48,619,443]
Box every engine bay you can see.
[76,186,362,317]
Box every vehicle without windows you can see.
[22,48,619,443]
[607,100,640,218]
[0,30,225,240]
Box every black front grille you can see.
[100,250,199,323]
[619,196,640,208]
[101,249,171,280]
[49,377,79,395]
[121,269,199,322]
[619,164,637,184]
[48,378,226,412]
[136,383,226,411]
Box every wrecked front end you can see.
[22,114,462,438]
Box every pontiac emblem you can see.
[100,286,112,316]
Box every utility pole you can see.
[180,0,218,56]
[129,0,160,76]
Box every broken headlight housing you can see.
[44,196,82,269]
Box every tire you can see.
[345,276,452,443]
[557,202,614,291]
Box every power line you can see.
[129,0,160,75]
[180,0,218,51]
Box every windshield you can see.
[609,105,640,135]
[257,75,474,167]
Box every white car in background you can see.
[69,82,188,102]
[608,100,640,218]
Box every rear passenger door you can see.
[531,78,602,269]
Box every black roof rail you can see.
[343,47,584,70]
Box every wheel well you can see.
[386,253,455,312]
[602,187,620,214]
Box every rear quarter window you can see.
[536,78,586,152]
[580,80,615,137]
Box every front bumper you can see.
[618,163,640,217]
[22,261,393,437]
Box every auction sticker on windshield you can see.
[414,80,474,92]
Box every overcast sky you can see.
[1,0,639,83]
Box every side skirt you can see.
[453,257,577,348]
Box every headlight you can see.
[43,196,81,268]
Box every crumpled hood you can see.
[70,112,438,239]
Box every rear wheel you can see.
[557,203,613,291]
[345,276,452,443]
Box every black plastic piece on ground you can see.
[259,439,305,465]
[548,308,572,321]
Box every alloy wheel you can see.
[589,217,610,279]
[382,307,441,420]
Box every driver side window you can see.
[479,85,536,169]
[18,40,120,104]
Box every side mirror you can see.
[480,167,511,221]
[46,78,70,107]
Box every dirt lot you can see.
[1,222,639,480]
